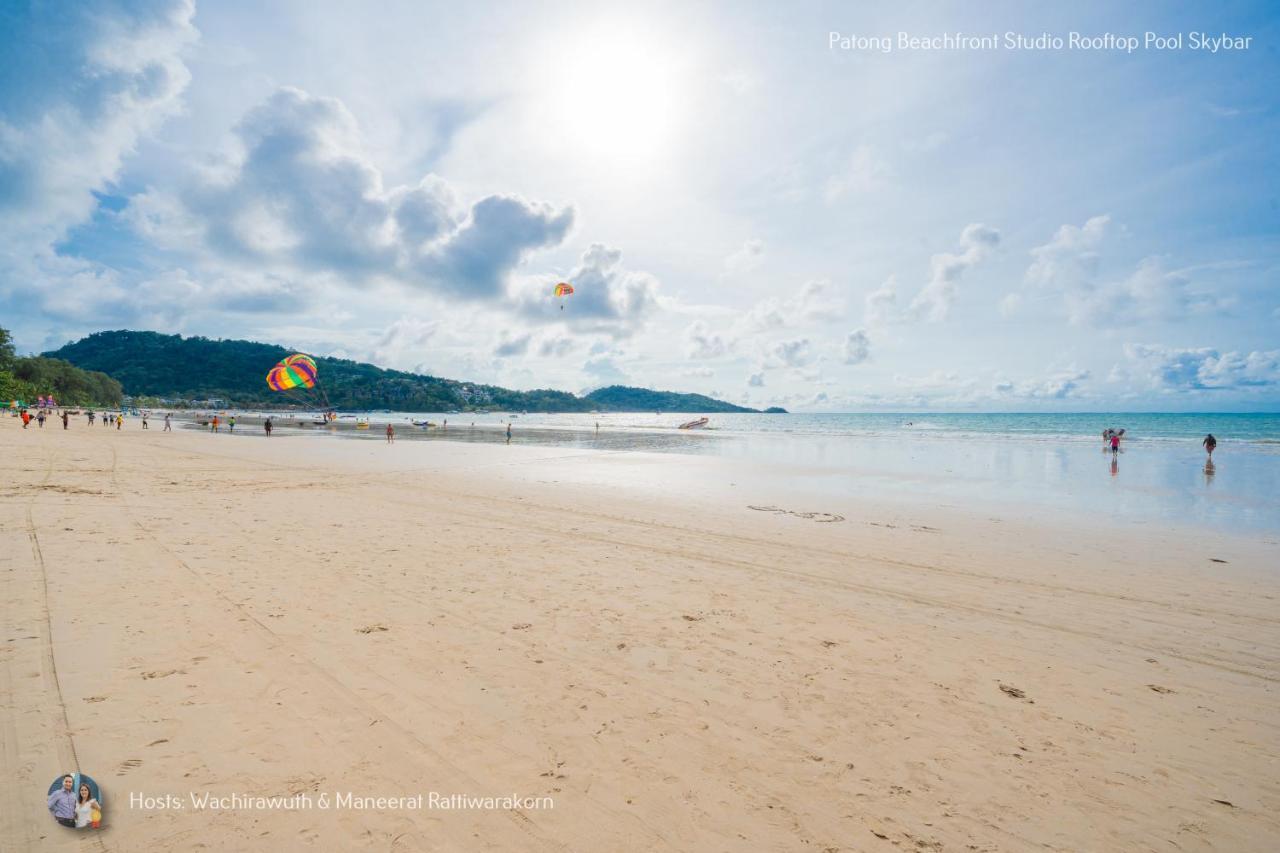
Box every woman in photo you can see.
[75,782,101,829]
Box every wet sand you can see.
[2,419,1278,851]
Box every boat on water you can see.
[678,417,710,430]
[412,420,436,428]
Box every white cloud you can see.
[842,328,871,365]
[493,331,532,357]
[864,277,898,327]
[0,0,197,244]
[747,372,765,387]
[765,338,815,369]
[908,223,1000,322]
[723,238,765,276]
[1024,216,1226,326]
[685,320,727,359]
[1124,344,1280,390]
[993,368,1090,400]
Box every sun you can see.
[541,23,685,163]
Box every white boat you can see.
[678,417,709,430]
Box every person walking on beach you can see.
[21,409,30,428]
[163,413,171,432]
[37,410,45,428]
[61,410,69,429]
[505,422,512,442]
[385,423,395,443]
[229,415,236,433]
[264,417,273,437]
[48,774,76,828]
[1203,434,1217,459]
[211,415,219,433]
[1110,431,1121,455]
[116,413,122,430]
[141,412,149,429]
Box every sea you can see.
[216,411,1280,535]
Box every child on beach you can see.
[116,414,122,430]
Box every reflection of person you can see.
[1110,456,1118,477]
[1204,459,1216,482]
[1203,433,1217,458]
[75,782,101,828]
[48,774,76,827]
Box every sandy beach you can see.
[2,419,1278,852]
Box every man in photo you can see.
[48,775,77,828]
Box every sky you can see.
[1,0,1277,411]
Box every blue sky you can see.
[1,0,1277,410]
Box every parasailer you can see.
[265,353,331,413]
[554,281,574,309]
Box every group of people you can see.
[17,408,69,429]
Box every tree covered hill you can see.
[582,385,758,413]
[1,326,123,407]
[43,330,781,413]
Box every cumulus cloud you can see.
[740,279,841,333]
[513,243,660,335]
[135,87,573,301]
[493,331,532,357]
[685,320,727,359]
[908,223,1000,321]
[765,338,815,369]
[1124,344,1280,390]
[864,277,898,327]
[0,0,197,243]
[993,368,1090,400]
[842,329,871,365]
[1024,216,1225,325]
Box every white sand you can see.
[2,420,1278,851]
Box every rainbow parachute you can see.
[554,282,574,297]
[266,354,318,391]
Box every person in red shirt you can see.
[1110,433,1120,454]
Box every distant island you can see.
[43,330,785,414]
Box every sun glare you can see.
[542,25,684,163]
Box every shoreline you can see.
[3,421,1278,850]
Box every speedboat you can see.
[678,417,710,430]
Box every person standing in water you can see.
[1110,431,1121,454]
[1203,434,1217,459]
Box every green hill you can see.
[1,326,123,407]
[583,385,758,413]
[43,330,782,413]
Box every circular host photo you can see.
[47,773,103,829]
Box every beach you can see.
[2,419,1278,851]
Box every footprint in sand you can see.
[83,696,108,703]
[356,624,389,634]
[142,669,185,680]
[748,505,844,523]
[117,758,143,774]
[1147,684,1175,694]
[999,683,1034,703]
